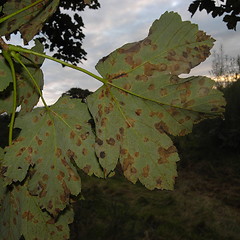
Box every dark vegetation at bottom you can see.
[1,82,240,239]
[70,81,240,240]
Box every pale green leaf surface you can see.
[0,0,60,44]
[0,54,12,91]
[87,12,225,190]
[0,40,44,114]
[2,96,102,215]
[0,184,73,240]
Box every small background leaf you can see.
[0,0,60,44]
[0,40,44,115]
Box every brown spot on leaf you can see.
[148,84,155,90]
[82,148,88,155]
[120,148,128,155]
[100,151,106,158]
[142,165,150,178]
[104,103,114,114]
[156,177,162,188]
[144,63,161,76]
[135,109,142,116]
[70,131,76,139]
[101,117,107,127]
[144,137,149,142]
[183,99,195,108]
[42,174,48,181]
[67,150,75,159]
[56,148,62,157]
[57,171,65,181]
[123,83,131,90]
[83,165,91,174]
[158,146,177,164]
[134,152,139,157]
[135,74,148,82]
[33,116,39,123]
[25,155,32,164]
[35,136,42,146]
[47,120,53,126]
[149,111,164,118]
[126,118,135,128]
[155,121,169,133]
[76,138,82,146]
[118,42,141,54]
[22,211,34,221]
[16,147,26,157]
[96,137,103,146]
[160,88,168,96]
[75,124,82,130]
[106,138,116,146]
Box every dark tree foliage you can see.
[38,0,100,65]
[189,0,240,30]
[0,0,100,65]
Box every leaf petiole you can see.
[2,50,17,145]
[10,51,50,111]
[8,45,107,84]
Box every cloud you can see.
[4,0,240,105]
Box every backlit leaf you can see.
[0,40,44,115]
[2,96,102,216]
[0,183,73,240]
[87,11,225,190]
[0,0,60,44]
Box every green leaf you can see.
[0,54,12,92]
[0,40,44,115]
[2,96,102,216]
[0,183,73,240]
[87,11,225,190]
[0,0,60,44]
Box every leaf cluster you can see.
[189,0,240,30]
[0,2,226,239]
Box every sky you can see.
[9,0,240,106]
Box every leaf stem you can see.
[2,50,17,145]
[8,45,107,84]
[11,51,50,111]
[0,0,45,24]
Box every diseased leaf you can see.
[0,40,44,115]
[2,96,102,216]
[0,54,12,91]
[87,11,225,190]
[0,0,60,44]
[0,183,73,240]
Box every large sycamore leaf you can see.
[0,0,60,44]
[0,40,44,115]
[2,96,102,216]
[0,184,73,240]
[87,11,225,190]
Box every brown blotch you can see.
[67,149,75,159]
[119,127,124,135]
[83,165,91,174]
[183,99,195,108]
[135,74,148,82]
[51,165,55,169]
[199,78,206,86]
[56,148,62,157]
[75,124,82,130]
[33,116,39,123]
[96,137,103,146]
[70,131,76,139]
[25,155,32,164]
[155,121,169,134]
[47,120,53,126]
[82,148,88,155]
[101,117,107,127]
[144,62,160,76]
[104,103,114,114]
[106,138,116,146]
[158,146,177,164]
[118,42,141,54]
[160,88,168,96]
[156,177,162,188]
[100,151,106,158]
[135,109,142,116]
[123,83,131,90]
[126,118,135,128]
[144,137,149,142]
[42,174,48,181]
[57,171,65,181]
[142,165,150,178]
[23,99,28,105]
[116,133,121,141]
[22,211,34,221]
[27,147,33,154]
[45,132,50,137]
[149,111,164,118]
[120,148,128,155]
[134,152,139,157]
[148,84,155,90]
[16,147,26,157]
[76,138,82,146]
[35,136,42,146]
